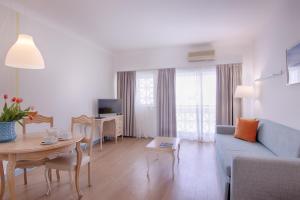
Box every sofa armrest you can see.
[216,125,235,135]
[231,156,300,200]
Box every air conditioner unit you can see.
[187,50,215,62]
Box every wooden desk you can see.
[0,132,84,200]
[94,115,123,150]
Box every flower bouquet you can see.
[0,94,36,142]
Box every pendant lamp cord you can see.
[15,11,20,97]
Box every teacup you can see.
[46,128,59,137]
[57,130,72,140]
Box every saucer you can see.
[41,140,57,145]
[41,136,58,145]
[58,136,72,141]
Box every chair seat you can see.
[16,159,48,168]
[16,153,62,169]
[45,153,90,171]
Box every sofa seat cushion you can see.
[216,133,275,177]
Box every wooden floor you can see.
[5,138,222,200]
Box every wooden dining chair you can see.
[44,115,95,196]
[16,114,60,184]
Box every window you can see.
[136,75,155,105]
[135,71,158,138]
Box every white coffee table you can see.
[145,137,181,178]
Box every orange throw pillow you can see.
[234,118,259,142]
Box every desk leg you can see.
[7,154,16,200]
[99,123,103,151]
[177,143,181,164]
[75,142,83,199]
[146,152,150,178]
[171,152,175,179]
[0,161,5,200]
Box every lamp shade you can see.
[5,34,45,69]
[234,85,254,98]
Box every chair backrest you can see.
[22,114,54,134]
[71,115,95,156]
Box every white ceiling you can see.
[1,0,282,51]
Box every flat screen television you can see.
[98,99,122,116]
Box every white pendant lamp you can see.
[5,34,45,69]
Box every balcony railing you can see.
[176,105,216,140]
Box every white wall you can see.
[113,41,255,116]
[0,4,114,130]
[253,0,300,130]
[113,41,252,70]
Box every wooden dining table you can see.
[0,132,84,200]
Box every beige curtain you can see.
[157,68,177,137]
[216,63,242,125]
[117,71,136,136]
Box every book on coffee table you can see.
[160,142,174,148]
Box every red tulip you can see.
[16,98,23,103]
[11,97,16,102]
[3,94,8,100]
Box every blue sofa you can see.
[216,119,300,200]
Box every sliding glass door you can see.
[176,67,216,141]
[134,67,216,141]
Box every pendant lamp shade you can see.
[5,34,45,69]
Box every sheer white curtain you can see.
[176,67,216,142]
[135,70,158,138]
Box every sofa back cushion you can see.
[257,119,300,158]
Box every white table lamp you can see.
[235,85,254,98]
